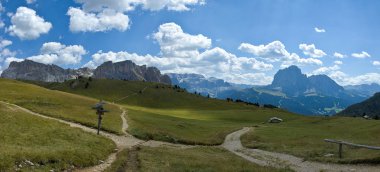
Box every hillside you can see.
[34,78,297,145]
[30,77,380,165]
[337,92,380,118]
[0,102,115,171]
[0,78,123,134]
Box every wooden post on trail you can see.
[324,139,380,159]
[338,143,343,159]
[92,101,109,135]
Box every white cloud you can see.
[74,0,205,12]
[329,71,380,86]
[299,43,326,58]
[26,0,36,4]
[314,27,326,33]
[373,61,380,66]
[239,41,323,67]
[69,0,205,32]
[7,7,52,40]
[152,22,211,58]
[352,51,371,58]
[311,65,340,75]
[67,7,130,32]
[27,42,86,65]
[0,40,12,49]
[84,23,273,85]
[334,60,343,65]
[333,52,346,58]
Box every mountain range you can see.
[168,66,370,115]
[337,93,380,118]
[1,60,376,116]
[1,60,171,84]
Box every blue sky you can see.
[0,0,379,85]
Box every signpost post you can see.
[92,101,109,135]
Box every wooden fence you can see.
[324,139,380,158]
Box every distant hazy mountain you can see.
[337,92,380,118]
[167,73,250,97]
[267,65,344,97]
[169,66,367,115]
[94,60,171,84]
[1,60,171,84]
[344,83,380,97]
[1,60,93,82]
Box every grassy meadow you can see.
[107,146,290,172]
[41,78,296,145]
[0,79,123,134]
[241,116,380,164]
[32,78,380,163]
[0,102,115,171]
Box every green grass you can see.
[241,116,380,164]
[0,102,116,171]
[126,107,294,145]
[137,146,290,172]
[0,79,123,134]
[40,78,296,145]
[104,149,130,172]
[33,78,380,163]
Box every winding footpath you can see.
[222,127,380,172]
[3,100,380,172]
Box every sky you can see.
[0,0,379,86]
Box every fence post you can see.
[339,143,343,159]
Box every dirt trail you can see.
[1,101,191,172]
[4,100,380,172]
[222,127,380,172]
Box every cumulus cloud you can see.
[152,22,211,58]
[7,7,52,40]
[311,65,340,75]
[329,71,380,86]
[239,41,323,67]
[352,51,371,58]
[333,52,346,58]
[314,27,326,33]
[67,7,130,32]
[334,60,343,65]
[27,42,87,65]
[75,0,206,12]
[69,0,205,32]
[299,43,326,58]
[0,39,17,74]
[373,61,380,66]
[83,22,273,85]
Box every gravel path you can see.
[222,127,380,172]
[1,101,191,172]
[3,100,380,172]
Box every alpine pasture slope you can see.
[1,78,285,172]
[0,79,118,171]
[40,78,380,165]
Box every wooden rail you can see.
[324,139,380,158]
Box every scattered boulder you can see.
[324,153,334,157]
[268,117,283,123]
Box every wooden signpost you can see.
[92,101,109,135]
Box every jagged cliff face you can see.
[93,60,171,84]
[1,60,170,84]
[1,60,93,82]
[269,65,344,97]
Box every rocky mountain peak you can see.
[93,60,171,84]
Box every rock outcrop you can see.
[1,60,93,82]
[93,60,171,84]
[1,60,171,84]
